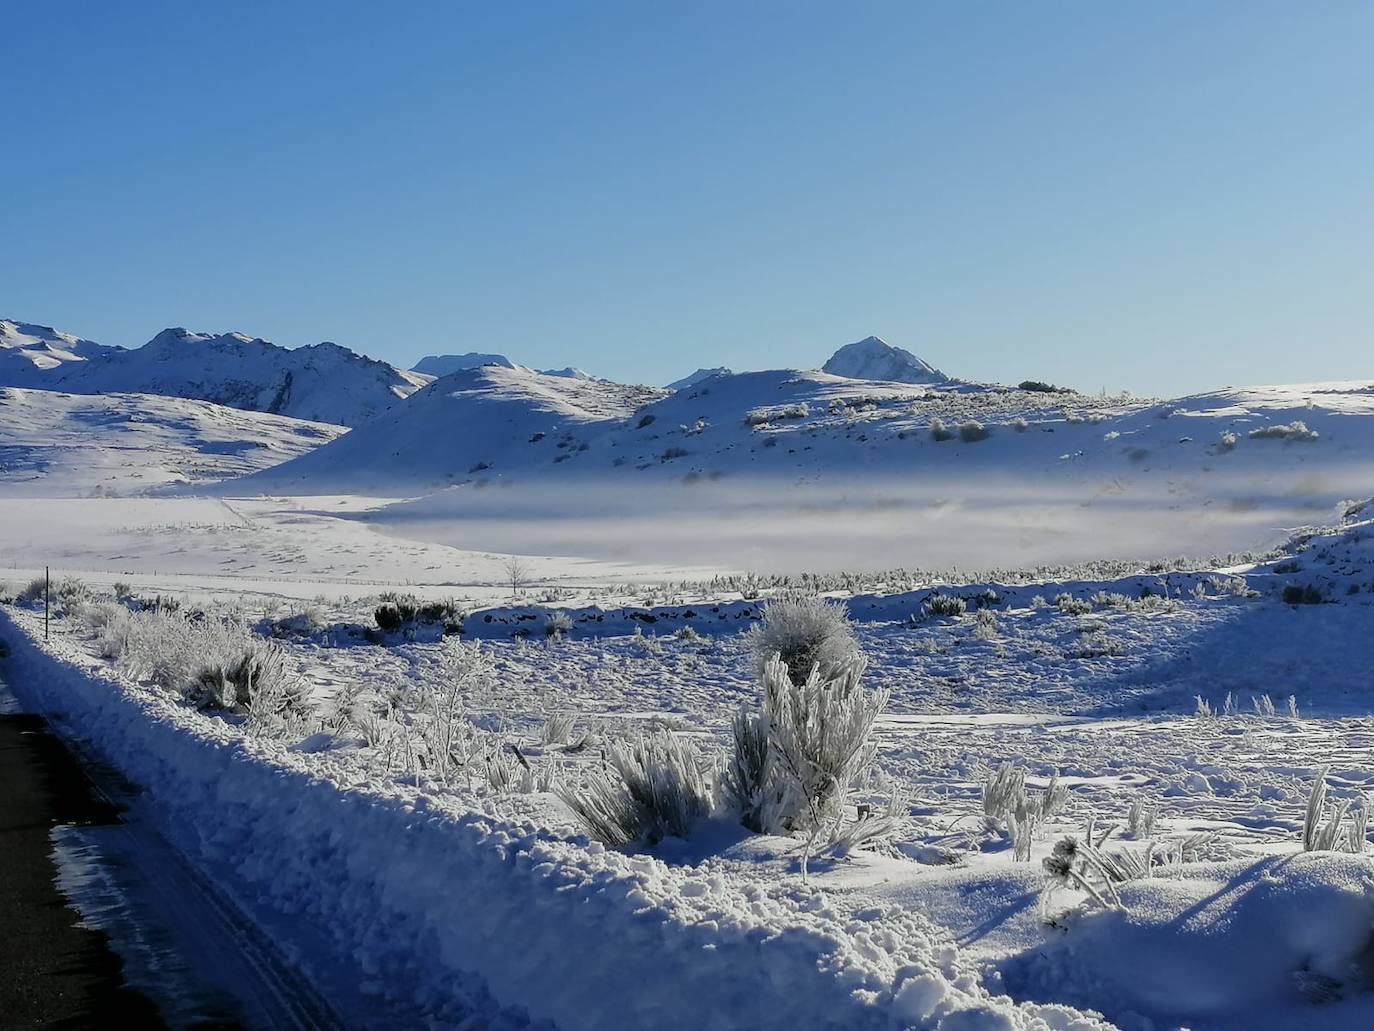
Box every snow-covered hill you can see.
[0,318,119,386]
[231,364,667,493]
[47,328,428,427]
[350,375,1374,573]
[822,335,948,384]
[0,386,345,496]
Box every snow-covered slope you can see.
[232,364,667,493]
[49,328,427,427]
[0,386,345,497]
[0,318,119,386]
[411,353,516,377]
[822,335,948,384]
[666,367,732,391]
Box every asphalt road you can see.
[0,709,174,1029]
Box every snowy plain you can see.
[2,328,1374,1029]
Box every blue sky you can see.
[4,2,1371,394]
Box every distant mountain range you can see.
[5,324,428,426]
[5,318,957,416]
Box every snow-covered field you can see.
[3,327,1374,1029]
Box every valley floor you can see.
[4,501,1374,1029]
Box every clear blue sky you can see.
[4,1,1371,394]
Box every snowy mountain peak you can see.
[822,336,947,385]
[1,318,119,385]
[412,353,516,377]
[666,367,732,391]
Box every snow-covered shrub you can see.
[1012,417,1030,433]
[559,731,713,846]
[1067,630,1121,659]
[1029,594,1049,610]
[1054,594,1093,616]
[1252,693,1276,717]
[1217,430,1238,452]
[928,417,955,442]
[544,610,572,639]
[922,593,966,619]
[1249,420,1319,442]
[374,603,406,632]
[674,624,701,643]
[272,604,328,637]
[971,608,998,641]
[16,576,46,604]
[746,593,859,686]
[1195,696,1213,718]
[190,635,293,712]
[958,420,989,443]
[755,655,890,855]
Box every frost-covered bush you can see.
[190,635,294,712]
[1012,417,1030,433]
[559,731,713,846]
[1054,594,1093,616]
[544,610,573,639]
[86,603,302,715]
[929,417,955,442]
[751,655,890,850]
[1217,430,1238,452]
[1249,420,1319,443]
[971,608,998,641]
[746,593,859,686]
[921,593,966,619]
[1068,630,1122,659]
[16,576,46,604]
[958,420,989,443]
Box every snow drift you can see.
[0,608,1109,1030]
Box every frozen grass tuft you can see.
[559,731,713,846]
[1303,766,1368,853]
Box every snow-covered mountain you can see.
[232,364,667,493]
[412,353,516,377]
[48,328,428,427]
[666,367,732,391]
[0,386,345,497]
[0,319,119,386]
[821,336,947,384]
[413,353,598,382]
